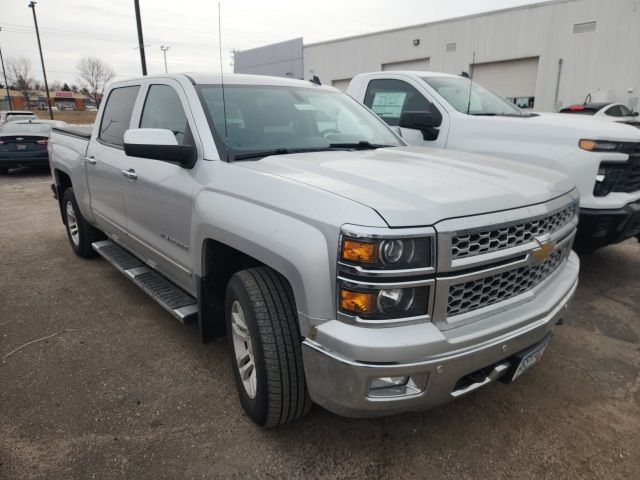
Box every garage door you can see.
[331,78,352,91]
[382,58,430,72]
[471,57,539,109]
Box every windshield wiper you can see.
[233,147,333,161]
[328,141,394,150]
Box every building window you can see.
[573,21,596,34]
[446,43,457,52]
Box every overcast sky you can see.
[1,0,542,87]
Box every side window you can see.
[99,86,140,146]
[605,105,623,117]
[619,105,632,116]
[363,79,435,126]
[140,85,190,145]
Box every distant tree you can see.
[49,80,62,91]
[70,84,79,92]
[62,82,71,91]
[76,56,115,107]
[4,57,36,108]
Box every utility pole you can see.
[28,1,53,119]
[160,45,170,74]
[133,0,147,75]
[0,27,12,109]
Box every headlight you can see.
[338,283,429,321]
[579,139,622,152]
[340,236,432,270]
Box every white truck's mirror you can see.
[123,128,196,168]
[399,111,440,141]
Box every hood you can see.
[239,146,575,227]
[528,113,640,140]
[460,112,640,142]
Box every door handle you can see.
[122,169,137,180]
[85,156,96,165]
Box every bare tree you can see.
[76,57,115,107]
[4,57,36,108]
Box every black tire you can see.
[225,267,311,427]
[61,187,103,258]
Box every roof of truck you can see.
[110,73,336,90]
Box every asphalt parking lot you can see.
[1,168,639,480]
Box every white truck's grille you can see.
[451,202,578,259]
[447,242,571,317]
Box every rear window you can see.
[99,86,141,146]
[0,123,52,133]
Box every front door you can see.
[362,77,449,149]
[121,82,197,293]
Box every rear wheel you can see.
[61,188,103,258]
[225,267,311,427]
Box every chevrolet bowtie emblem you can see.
[532,241,554,262]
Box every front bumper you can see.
[302,251,579,418]
[576,200,640,249]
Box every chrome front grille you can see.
[432,191,579,329]
[451,201,578,259]
[447,242,571,317]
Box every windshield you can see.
[0,122,53,134]
[197,84,403,160]
[422,76,520,115]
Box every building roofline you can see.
[304,0,581,48]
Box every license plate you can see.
[511,336,551,381]
[16,144,26,150]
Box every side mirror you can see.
[399,111,442,141]
[633,112,639,117]
[123,128,196,168]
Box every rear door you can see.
[85,85,141,241]
[121,81,198,293]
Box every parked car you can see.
[85,105,98,112]
[0,120,68,174]
[559,102,640,126]
[347,72,640,250]
[0,110,36,126]
[49,73,579,426]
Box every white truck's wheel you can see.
[225,267,312,427]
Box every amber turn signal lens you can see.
[341,239,377,263]
[339,289,376,315]
[579,139,597,151]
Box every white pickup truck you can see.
[49,73,579,426]
[348,72,640,251]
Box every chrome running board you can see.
[92,240,198,324]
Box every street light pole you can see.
[160,45,170,74]
[0,28,12,109]
[28,1,53,119]
[133,0,147,75]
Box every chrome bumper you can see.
[302,252,579,418]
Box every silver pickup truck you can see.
[49,73,580,426]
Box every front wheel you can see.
[61,188,102,258]
[225,267,311,427]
